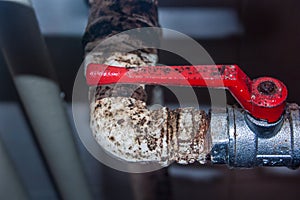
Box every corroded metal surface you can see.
[90,97,209,165]
[84,0,210,166]
[83,0,159,53]
[83,0,300,171]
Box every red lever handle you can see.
[86,64,287,123]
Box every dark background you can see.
[1,0,300,199]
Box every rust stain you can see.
[85,0,210,166]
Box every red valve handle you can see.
[86,64,287,123]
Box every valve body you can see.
[210,104,300,169]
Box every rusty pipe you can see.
[83,0,300,171]
[84,0,210,168]
[83,1,177,199]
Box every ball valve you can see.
[86,64,300,169]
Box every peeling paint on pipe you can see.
[91,97,209,165]
[84,0,210,166]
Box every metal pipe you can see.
[0,136,29,200]
[85,0,209,168]
[210,104,300,169]
[84,1,173,199]
[83,0,300,170]
[0,1,93,199]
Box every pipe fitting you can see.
[210,104,300,169]
[83,0,300,170]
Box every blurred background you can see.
[1,0,300,199]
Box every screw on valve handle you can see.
[86,64,287,123]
